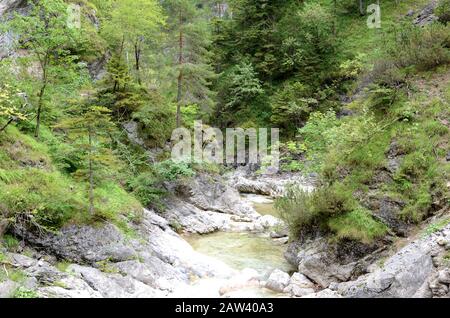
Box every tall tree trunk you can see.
[88,127,94,215]
[134,39,142,84]
[176,69,183,128]
[35,55,48,138]
[34,81,47,138]
[176,12,184,128]
[333,0,337,36]
[359,0,365,16]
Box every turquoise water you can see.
[185,195,292,277]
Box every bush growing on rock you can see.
[276,183,388,244]
[127,172,167,210]
[126,160,195,210]
[276,184,351,236]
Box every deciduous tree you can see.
[7,0,78,138]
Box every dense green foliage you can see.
[0,0,449,249]
[275,0,450,243]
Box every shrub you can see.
[387,22,450,71]
[339,54,366,80]
[153,160,195,181]
[277,140,306,172]
[55,261,70,273]
[127,172,167,210]
[436,0,450,24]
[11,287,38,298]
[169,219,183,233]
[312,110,383,177]
[276,183,388,243]
[298,110,340,156]
[367,84,403,112]
[127,160,195,210]
[370,60,407,89]
[9,269,27,283]
[275,183,354,237]
[0,84,29,132]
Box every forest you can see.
[0,0,449,299]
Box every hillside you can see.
[0,0,449,300]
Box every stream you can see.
[178,194,294,298]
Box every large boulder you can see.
[13,223,136,265]
[437,269,450,284]
[66,264,164,298]
[256,215,283,230]
[38,275,102,298]
[233,177,280,196]
[219,268,260,296]
[287,237,385,289]
[163,173,290,234]
[335,224,450,298]
[283,273,315,297]
[228,170,316,197]
[177,174,257,217]
[164,198,231,234]
[265,269,290,293]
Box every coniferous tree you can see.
[163,0,216,127]
[56,106,117,215]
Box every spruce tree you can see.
[163,0,216,127]
[56,106,117,215]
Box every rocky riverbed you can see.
[1,168,449,298]
[0,170,314,298]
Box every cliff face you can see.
[0,0,27,16]
[0,0,28,59]
[0,0,108,78]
